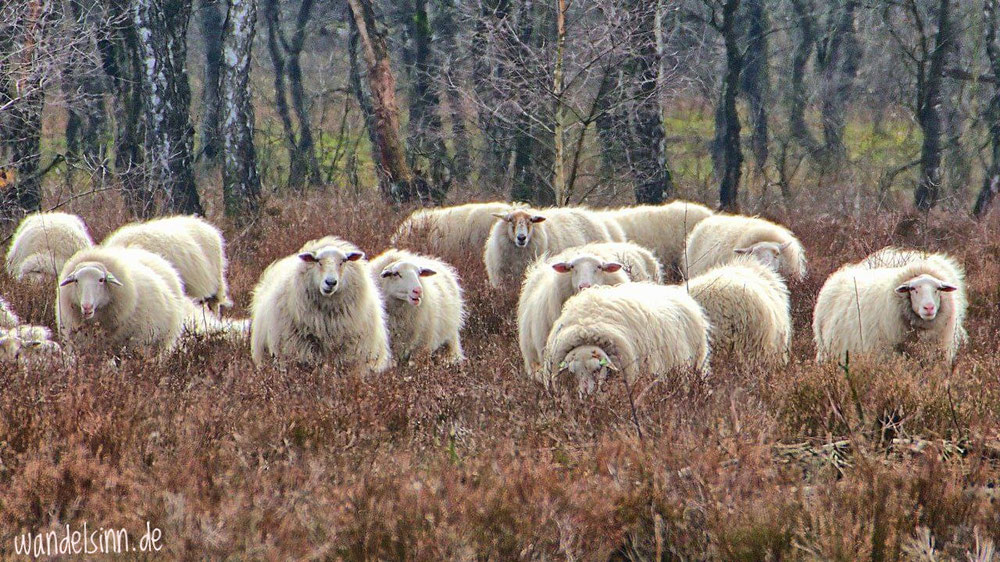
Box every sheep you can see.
[518,242,662,378]
[6,212,94,282]
[0,297,20,329]
[57,246,189,354]
[0,324,62,362]
[391,202,523,260]
[601,200,712,278]
[686,256,792,366]
[484,207,626,287]
[369,249,466,363]
[813,247,967,363]
[249,236,391,371]
[542,282,710,396]
[103,215,232,312]
[683,214,807,281]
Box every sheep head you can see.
[551,255,625,293]
[559,345,618,397]
[895,273,957,322]
[380,260,436,306]
[734,240,792,273]
[59,262,122,320]
[298,246,364,297]
[492,210,545,248]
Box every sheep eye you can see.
[99,278,106,284]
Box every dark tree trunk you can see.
[198,0,224,163]
[787,0,820,154]
[406,0,450,203]
[433,0,470,185]
[712,0,744,212]
[347,21,388,194]
[818,0,859,165]
[220,0,261,222]
[471,0,514,188]
[284,0,321,186]
[65,0,107,166]
[133,0,203,216]
[625,0,673,204]
[914,0,951,211]
[347,0,428,203]
[97,0,147,211]
[263,0,305,189]
[0,0,53,215]
[741,0,769,172]
[974,0,1000,217]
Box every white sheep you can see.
[686,256,792,366]
[0,296,20,329]
[103,215,232,312]
[518,242,662,378]
[249,236,391,371]
[543,282,711,396]
[484,207,625,287]
[391,202,522,260]
[683,214,807,281]
[0,324,62,362]
[601,200,712,278]
[369,249,466,363]
[6,212,94,282]
[813,247,967,363]
[57,247,189,354]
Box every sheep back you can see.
[684,214,807,281]
[6,212,94,281]
[604,200,712,278]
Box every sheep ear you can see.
[733,247,751,255]
[552,262,571,273]
[779,241,793,251]
[346,251,365,262]
[530,215,546,223]
[598,356,619,371]
[105,272,123,286]
[895,284,912,295]
[601,262,623,273]
[298,252,318,263]
[59,274,77,287]
[491,212,508,220]
[938,283,958,292]
[418,268,437,277]
[380,268,394,278]
[558,360,568,372]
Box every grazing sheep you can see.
[57,247,189,354]
[484,207,625,287]
[543,282,710,396]
[602,200,712,278]
[0,324,62,362]
[369,249,466,363]
[6,212,94,282]
[103,215,232,312]
[813,248,967,363]
[0,297,20,329]
[249,236,391,371]
[687,256,792,365]
[391,202,522,260]
[518,242,662,378]
[683,214,807,281]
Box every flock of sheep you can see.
[0,200,968,396]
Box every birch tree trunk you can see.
[198,0,224,163]
[914,0,951,211]
[133,0,203,216]
[552,0,566,204]
[220,0,260,221]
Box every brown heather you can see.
[1,192,998,560]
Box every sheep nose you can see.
[516,234,526,243]
[412,287,422,296]
[923,304,935,314]
[324,278,337,288]
[578,282,592,290]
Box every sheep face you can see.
[0,330,60,361]
[551,255,624,293]
[492,210,545,248]
[896,274,957,321]
[298,247,364,297]
[734,241,792,273]
[560,345,617,397]
[59,263,122,320]
[380,260,436,306]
